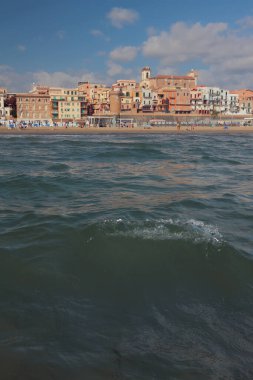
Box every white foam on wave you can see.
[100,218,223,245]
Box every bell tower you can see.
[187,69,198,85]
[141,67,151,81]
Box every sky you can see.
[1,0,253,91]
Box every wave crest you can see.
[97,218,223,245]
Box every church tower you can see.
[141,67,151,81]
[187,69,198,86]
[140,67,151,89]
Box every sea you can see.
[0,132,253,380]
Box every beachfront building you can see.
[190,86,240,115]
[112,80,139,112]
[0,88,6,119]
[155,87,191,114]
[16,86,51,123]
[90,86,110,114]
[191,87,208,114]
[0,88,7,119]
[141,88,158,112]
[231,89,253,114]
[49,86,88,122]
[139,67,195,114]
[132,84,141,112]
[227,93,239,114]
[78,82,111,114]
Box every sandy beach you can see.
[1,125,253,134]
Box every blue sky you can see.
[1,0,253,91]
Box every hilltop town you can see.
[1,67,253,126]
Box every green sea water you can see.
[0,133,253,379]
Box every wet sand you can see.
[0,126,253,134]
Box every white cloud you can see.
[143,22,228,64]
[198,68,253,89]
[0,66,99,92]
[107,7,139,28]
[107,61,124,77]
[106,61,132,78]
[237,16,253,29]
[142,21,253,88]
[147,26,157,36]
[90,29,110,42]
[110,46,139,62]
[0,65,39,92]
[157,66,179,75]
[32,71,98,88]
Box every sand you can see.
[0,126,253,134]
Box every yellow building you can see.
[112,80,139,112]
[49,87,87,121]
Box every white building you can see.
[0,88,7,119]
[227,93,239,114]
[191,86,240,115]
[141,88,157,111]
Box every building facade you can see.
[0,88,7,119]
[49,87,87,121]
[16,86,51,123]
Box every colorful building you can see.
[16,86,51,123]
[191,86,239,115]
[231,89,253,114]
[49,86,87,121]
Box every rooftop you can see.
[154,75,194,80]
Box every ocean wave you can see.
[95,218,223,246]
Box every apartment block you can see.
[16,86,51,122]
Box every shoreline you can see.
[1,126,253,135]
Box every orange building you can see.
[16,86,51,122]
[139,67,196,114]
[78,82,110,114]
[112,80,138,112]
[150,74,197,91]
[231,89,253,114]
[155,87,191,114]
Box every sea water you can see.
[0,133,253,379]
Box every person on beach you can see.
[177,121,181,131]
